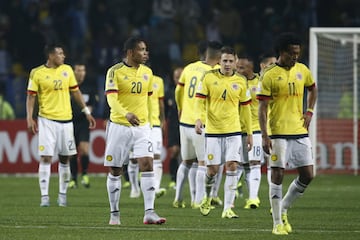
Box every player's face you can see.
[49,47,65,67]
[236,58,250,75]
[281,45,300,68]
[74,65,86,85]
[220,53,236,76]
[132,41,148,64]
[173,68,183,85]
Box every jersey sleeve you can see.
[27,69,38,94]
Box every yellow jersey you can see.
[257,62,315,137]
[175,61,220,126]
[195,69,252,136]
[27,64,78,121]
[105,62,153,126]
[150,75,164,126]
[247,73,261,132]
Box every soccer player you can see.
[257,32,317,235]
[195,46,253,218]
[165,67,184,189]
[173,41,222,208]
[104,36,166,225]
[236,55,262,209]
[69,63,97,189]
[26,43,96,207]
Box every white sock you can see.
[153,159,163,192]
[195,165,206,204]
[188,162,198,203]
[249,164,261,200]
[223,170,237,211]
[236,165,244,182]
[174,163,190,201]
[267,166,271,185]
[141,171,155,211]
[39,162,51,197]
[211,164,223,197]
[128,161,140,193]
[244,165,250,192]
[107,173,121,213]
[270,182,283,226]
[282,177,307,213]
[205,173,215,197]
[58,162,70,195]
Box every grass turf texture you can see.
[1,174,359,240]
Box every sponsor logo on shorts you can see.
[271,154,277,161]
[106,155,113,161]
[207,154,214,160]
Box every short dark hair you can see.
[123,36,145,52]
[197,40,208,57]
[237,53,254,63]
[274,32,301,55]
[221,46,236,56]
[259,50,277,63]
[44,43,64,58]
[207,41,222,59]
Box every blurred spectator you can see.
[0,82,15,120]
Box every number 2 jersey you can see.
[257,62,316,137]
[27,64,78,121]
[105,62,153,126]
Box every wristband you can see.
[306,108,314,113]
[306,109,313,117]
[81,106,91,115]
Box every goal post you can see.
[309,28,359,175]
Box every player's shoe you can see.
[172,200,185,208]
[282,213,293,233]
[81,174,90,188]
[211,196,223,206]
[191,202,200,209]
[272,224,288,235]
[122,181,130,189]
[168,181,176,189]
[244,197,260,209]
[40,195,50,207]
[143,210,166,224]
[57,193,67,207]
[109,211,121,225]
[68,180,77,189]
[221,208,239,219]
[130,190,141,198]
[155,188,167,198]
[200,197,212,216]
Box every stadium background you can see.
[0,0,359,174]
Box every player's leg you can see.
[128,157,140,198]
[151,127,166,198]
[282,137,314,233]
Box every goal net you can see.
[309,28,359,175]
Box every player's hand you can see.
[195,119,203,135]
[27,118,38,135]
[302,112,312,130]
[262,135,272,155]
[126,112,140,126]
[86,114,96,129]
[246,134,253,152]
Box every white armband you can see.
[81,106,91,115]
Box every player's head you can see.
[259,51,277,72]
[206,41,222,62]
[274,32,301,69]
[123,36,148,65]
[44,43,65,67]
[236,53,254,78]
[220,46,236,76]
[73,62,86,85]
[197,40,208,61]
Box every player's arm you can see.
[175,83,184,117]
[258,98,271,154]
[159,97,165,132]
[194,93,206,135]
[26,93,37,134]
[72,89,96,129]
[303,84,317,129]
[239,101,253,151]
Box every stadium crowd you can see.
[0,0,359,119]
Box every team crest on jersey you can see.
[271,154,278,161]
[153,83,158,89]
[107,79,115,87]
[62,71,68,77]
[143,74,149,81]
[296,72,303,80]
[232,83,239,90]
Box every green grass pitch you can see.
[1,173,359,240]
